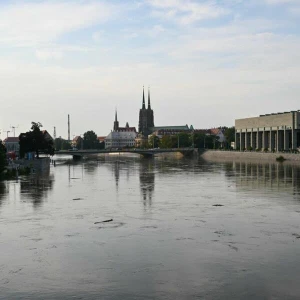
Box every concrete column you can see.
[292,130,296,150]
[235,130,237,150]
[292,112,296,150]
[256,128,259,150]
[240,130,242,151]
[284,126,287,150]
[269,128,273,151]
[276,128,279,152]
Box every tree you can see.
[54,138,71,151]
[224,126,235,148]
[0,141,7,173]
[177,133,191,147]
[19,122,55,158]
[148,135,160,148]
[83,130,98,149]
[193,133,219,149]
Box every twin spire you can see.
[142,86,151,110]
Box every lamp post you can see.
[80,134,84,150]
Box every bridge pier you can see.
[72,154,82,160]
[140,153,154,158]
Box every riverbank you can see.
[200,149,300,162]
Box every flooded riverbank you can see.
[1,155,300,299]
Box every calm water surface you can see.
[1,155,300,299]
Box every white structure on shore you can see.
[105,110,137,149]
[105,131,137,149]
[235,111,300,151]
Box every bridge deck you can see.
[55,148,195,156]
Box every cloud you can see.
[147,0,229,25]
[0,1,115,47]
[35,49,63,60]
[265,0,299,4]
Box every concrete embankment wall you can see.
[200,150,300,162]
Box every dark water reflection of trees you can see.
[20,171,54,207]
[0,181,7,207]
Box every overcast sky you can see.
[0,0,300,139]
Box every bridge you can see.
[55,148,197,159]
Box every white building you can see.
[105,131,137,149]
[2,137,20,153]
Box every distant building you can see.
[97,136,106,143]
[151,125,191,138]
[235,110,300,151]
[41,130,53,142]
[105,110,137,149]
[3,137,20,153]
[71,136,83,149]
[209,128,226,144]
[138,87,154,137]
[113,111,137,133]
[105,131,137,149]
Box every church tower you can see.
[113,109,119,131]
[138,86,154,136]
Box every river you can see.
[1,154,300,299]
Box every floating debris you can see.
[73,198,83,201]
[213,204,224,207]
[94,219,113,224]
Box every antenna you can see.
[10,125,19,137]
[53,126,56,139]
[68,114,70,142]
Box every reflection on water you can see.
[0,181,7,207]
[1,156,300,299]
[226,161,300,199]
[20,171,54,207]
[139,160,155,208]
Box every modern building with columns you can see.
[235,111,300,151]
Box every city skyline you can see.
[0,0,300,139]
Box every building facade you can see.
[105,110,137,149]
[138,87,154,137]
[105,131,137,149]
[235,111,300,151]
[3,137,20,153]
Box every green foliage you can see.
[159,135,178,148]
[177,133,191,147]
[276,155,286,162]
[193,133,219,149]
[224,127,235,147]
[83,130,98,149]
[54,138,71,150]
[148,135,160,148]
[19,122,55,158]
[0,141,7,173]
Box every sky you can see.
[0,0,300,139]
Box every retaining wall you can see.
[200,150,300,162]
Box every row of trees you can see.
[54,130,105,151]
[0,142,7,173]
[147,127,235,150]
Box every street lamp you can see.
[80,134,84,150]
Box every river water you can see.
[1,154,300,299]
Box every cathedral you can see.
[138,87,154,137]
